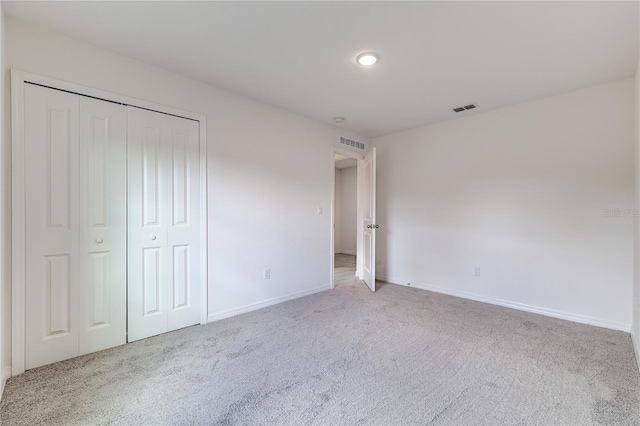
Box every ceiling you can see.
[4,1,638,138]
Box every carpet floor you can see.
[1,258,639,425]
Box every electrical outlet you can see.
[264,268,271,280]
[474,267,481,277]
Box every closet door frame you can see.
[11,69,209,376]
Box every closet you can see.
[22,83,202,370]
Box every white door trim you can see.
[330,146,364,289]
[11,69,209,376]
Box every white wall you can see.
[374,78,635,331]
[337,167,357,254]
[2,18,368,373]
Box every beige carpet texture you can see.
[1,260,639,425]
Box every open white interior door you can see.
[362,147,377,292]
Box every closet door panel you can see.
[128,107,201,341]
[167,116,201,331]
[78,97,127,355]
[127,107,169,342]
[24,84,80,369]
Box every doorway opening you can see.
[330,145,377,292]
[334,152,359,287]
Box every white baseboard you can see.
[0,366,10,400]
[377,275,631,332]
[337,250,356,256]
[207,285,332,323]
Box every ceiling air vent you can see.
[452,103,478,113]
[339,136,365,150]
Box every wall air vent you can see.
[452,103,478,113]
[339,136,365,150]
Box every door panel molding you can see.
[127,107,201,341]
[78,96,127,357]
[11,69,208,376]
[24,85,79,369]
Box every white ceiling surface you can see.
[4,1,638,137]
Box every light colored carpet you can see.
[1,257,639,425]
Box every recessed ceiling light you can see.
[333,117,345,123]
[356,52,379,66]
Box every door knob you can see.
[151,235,157,240]
[95,238,104,244]
[367,224,372,229]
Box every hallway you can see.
[334,254,360,287]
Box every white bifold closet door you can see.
[127,106,201,342]
[25,84,127,369]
